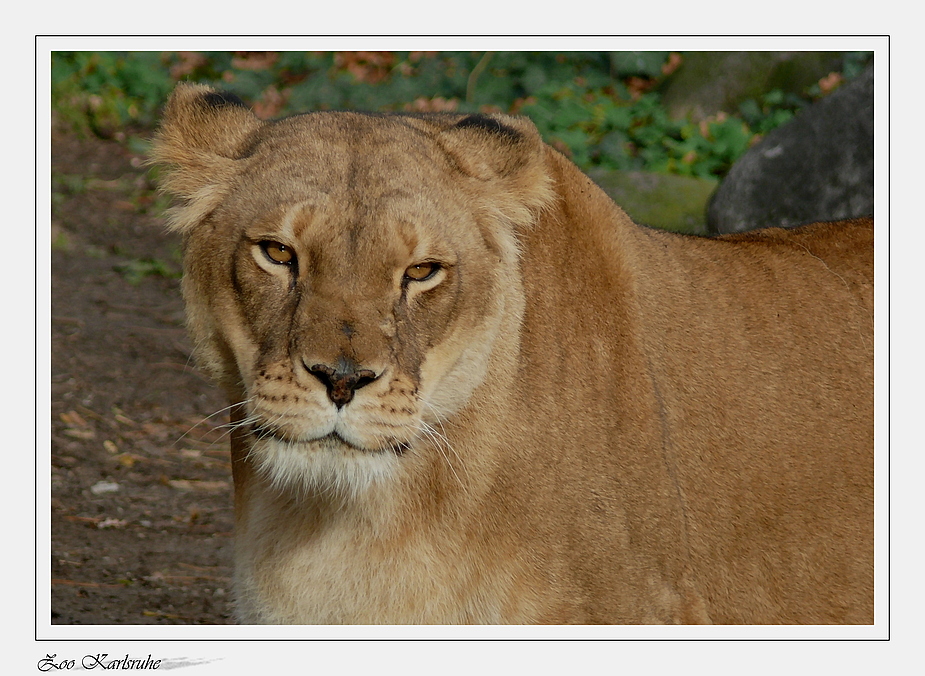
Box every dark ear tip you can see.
[201,90,248,110]
[454,114,521,141]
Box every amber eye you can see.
[260,240,295,265]
[404,262,440,282]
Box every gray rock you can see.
[707,64,873,234]
[661,52,844,122]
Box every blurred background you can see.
[52,50,873,234]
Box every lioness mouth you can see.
[250,424,407,456]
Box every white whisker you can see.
[417,400,467,490]
[173,397,255,448]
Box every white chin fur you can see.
[251,435,399,499]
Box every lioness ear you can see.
[149,83,263,232]
[439,113,554,227]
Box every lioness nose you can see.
[306,360,378,408]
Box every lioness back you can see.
[151,83,873,625]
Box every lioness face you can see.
[173,110,541,496]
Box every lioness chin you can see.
[150,83,873,625]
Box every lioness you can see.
[151,83,873,625]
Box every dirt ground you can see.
[50,126,235,624]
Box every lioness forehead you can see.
[269,109,463,140]
[248,111,466,172]
[223,114,464,220]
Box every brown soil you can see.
[51,126,234,624]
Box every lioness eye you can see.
[404,262,440,282]
[260,241,295,265]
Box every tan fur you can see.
[150,83,873,625]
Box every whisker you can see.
[195,409,264,450]
[173,397,254,448]
[415,405,466,490]
[424,401,470,486]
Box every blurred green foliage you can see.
[51,52,176,135]
[520,86,756,179]
[51,50,870,180]
[113,257,180,285]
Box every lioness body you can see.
[152,84,873,624]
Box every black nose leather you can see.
[307,361,378,408]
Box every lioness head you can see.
[151,84,554,497]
